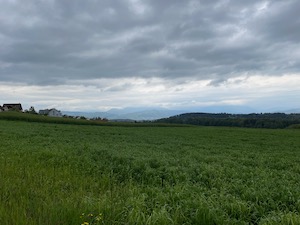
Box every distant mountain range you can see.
[63,108,186,121]
[62,106,300,121]
[282,108,300,113]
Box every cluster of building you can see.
[0,103,62,117]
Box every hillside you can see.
[156,112,300,128]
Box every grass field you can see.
[0,119,300,224]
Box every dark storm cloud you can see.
[0,0,299,85]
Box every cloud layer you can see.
[0,0,299,112]
[1,0,300,85]
[1,74,300,112]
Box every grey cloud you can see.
[251,0,300,43]
[0,0,300,86]
[125,37,164,54]
[105,83,134,92]
[208,78,227,87]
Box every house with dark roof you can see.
[2,103,23,111]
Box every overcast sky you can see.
[1,0,299,112]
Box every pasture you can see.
[0,120,299,224]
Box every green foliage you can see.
[288,124,300,129]
[157,112,300,129]
[27,106,38,114]
[0,120,299,224]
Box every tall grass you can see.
[0,120,299,224]
[288,124,300,129]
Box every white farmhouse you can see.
[39,108,62,117]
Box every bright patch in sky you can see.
[1,74,299,112]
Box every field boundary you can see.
[0,112,191,128]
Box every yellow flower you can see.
[95,213,103,221]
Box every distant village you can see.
[0,103,63,117]
[0,103,108,121]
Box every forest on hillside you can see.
[156,113,300,129]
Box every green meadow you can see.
[0,119,300,224]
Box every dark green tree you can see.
[28,106,37,114]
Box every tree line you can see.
[156,113,300,129]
